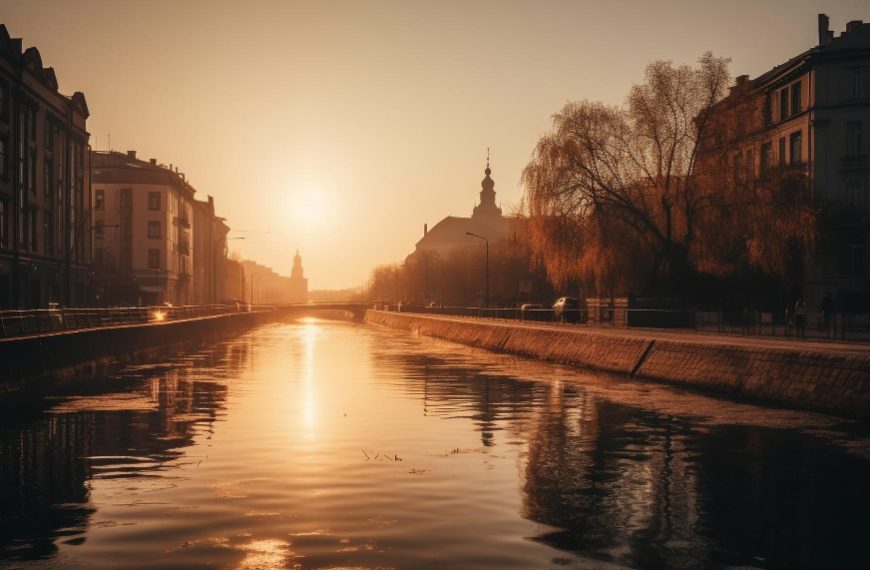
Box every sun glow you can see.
[288,190,329,231]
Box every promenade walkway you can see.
[399,310,870,357]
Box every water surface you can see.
[1,319,868,568]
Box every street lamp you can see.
[466,231,489,307]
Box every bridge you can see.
[274,303,369,321]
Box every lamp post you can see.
[466,231,489,307]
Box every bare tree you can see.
[523,53,732,294]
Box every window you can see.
[746,149,755,180]
[44,210,53,255]
[847,178,866,209]
[0,138,5,178]
[732,152,745,183]
[848,68,861,100]
[147,220,161,239]
[790,82,802,115]
[0,83,5,120]
[780,88,789,121]
[148,191,161,211]
[44,160,52,197]
[763,94,772,126]
[847,121,863,156]
[94,220,104,240]
[44,120,51,150]
[842,235,865,277]
[148,248,160,269]
[30,210,38,252]
[761,142,773,172]
[0,200,6,248]
[120,188,132,209]
[778,137,786,166]
[95,189,104,210]
[29,154,36,194]
[790,131,802,164]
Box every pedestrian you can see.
[784,303,793,337]
[794,298,807,339]
[821,291,834,335]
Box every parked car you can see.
[552,297,580,324]
[47,302,64,328]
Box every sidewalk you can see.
[424,313,870,356]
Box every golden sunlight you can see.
[287,189,329,232]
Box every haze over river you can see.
[1,319,868,569]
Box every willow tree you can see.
[523,53,732,295]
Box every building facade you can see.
[0,25,91,308]
[699,15,870,309]
[414,159,509,257]
[288,249,308,303]
[91,150,226,306]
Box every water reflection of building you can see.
[0,340,246,563]
[382,345,870,567]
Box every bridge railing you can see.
[0,304,263,339]
[388,304,870,342]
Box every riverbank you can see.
[0,310,276,387]
[364,310,870,419]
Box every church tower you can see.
[289,249,308,303]
[472,150,502,220]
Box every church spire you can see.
[472,149,501,219]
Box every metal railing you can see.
[0,304,264,339]
[385,304,870,342]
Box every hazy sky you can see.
[1,0,867,288]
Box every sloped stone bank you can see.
[365,310,870,419]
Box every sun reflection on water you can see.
[301,320,319,439]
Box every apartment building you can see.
[91,150,199,305]
[0,25,91,308]
[699,15,870,309]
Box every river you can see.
[1,318,868,569]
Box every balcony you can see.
[178,240,190,255]
[177,213,191,228]
[841,154,867,169]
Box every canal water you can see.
[1,319,868,569]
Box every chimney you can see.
[846,20,864,33]
[424,223,428,236]
[126,150,137,159]
[149,158,157,165]
[818,13,833,45]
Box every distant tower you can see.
[289,249,308,303]
[472,149,502,220]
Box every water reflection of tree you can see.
[0,340,247,562]
[368,339,870,567]
[380,352,537,447]
[521,385,704,567]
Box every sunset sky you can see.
[1,0,867,289]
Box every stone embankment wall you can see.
[365,311,870,419]
[1,311,274,385]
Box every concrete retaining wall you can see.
[1,310,274,386]
[365,310,870,419]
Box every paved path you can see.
[406,313,870,356]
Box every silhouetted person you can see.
[794,298,807,339]
[821,291,834,335]
[784,303,793,337]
